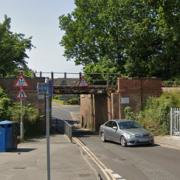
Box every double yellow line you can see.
[73,137,124,180]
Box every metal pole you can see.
[46,93,51,180]
[107,74,109,87]
[20,98,24,141]
[170,108,173,136]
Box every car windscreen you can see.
[118,121,142,129]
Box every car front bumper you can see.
[126,137,154,146]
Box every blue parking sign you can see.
[37,81,53,97]
[37,83,48,95]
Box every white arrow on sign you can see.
[17,89,27,99]
[15,75,28,87]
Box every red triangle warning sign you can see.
[79,77,88,87]
[17,89,27,99]
[15,75,28,87]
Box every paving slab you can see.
[155,136,180,150]
[0,135,98,180]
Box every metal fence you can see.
[170,108,180,136]
[34,71,120,87]
[64,121,73,142]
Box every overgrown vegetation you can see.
[0,87,12,119]
[0,87,40,137]
[163,77,180,87]
[53,95,80,105]
[124,92,180,135]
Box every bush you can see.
[163,77,180,87]
[0,87,12,119]
[10,103,40,138]
[124,106,136,120]
[66,96,80,105]
[137,92,180,135]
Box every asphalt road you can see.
[79,135,180,180]
[52,102,80,120]
[52,104,180,180]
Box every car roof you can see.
[111,119,134,123]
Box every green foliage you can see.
[53,95,80,105]
[163,77,180,87]
[133,92,180,135]
[59,0,180,80]
[84,58,119,85]
[0,15,33,77]
[124,106,136,120]
[0,87,12,119]
[10,103,39,123]
[0,86,41,137]
[53,95,60,100]
[66,96,80,105]
[10,103,40,138]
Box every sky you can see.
[0,0,83,73]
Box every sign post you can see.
[15,73,28,141]
[37,81,52,180]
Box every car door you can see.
[103,121,113,141]
[109,121,120,143]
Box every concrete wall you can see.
[162,87,180,92]
[80,94,108,131]
[80,94,94,130]
[94,94,108,131]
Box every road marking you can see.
[73,137,126,180]
[64,134,72,143]
[112,173,122,178]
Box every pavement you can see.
[0,135,99,180]
[155,135,180,150]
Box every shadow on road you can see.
[105,140,160,148]
[10,148,36,153]
[73,128,98,138]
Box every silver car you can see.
[99,119,154,146]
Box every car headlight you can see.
[125,134,134,139]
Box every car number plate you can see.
[139,138,149,142]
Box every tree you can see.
[0,15,33,77]
[0,87,11,119]
[59,0,180,80]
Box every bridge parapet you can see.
[53,85,109,94]
[34,72,119,94]
[35,72,119,87]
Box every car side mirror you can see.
[112,126,117,130]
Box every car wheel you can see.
[101,132,106,142]
[149,139,154,146]
[120,136,127,147]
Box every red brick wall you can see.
[0,77,45,114]
[117,78,162,118]
[79,78,162,131]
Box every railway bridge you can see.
[35,72,118,95]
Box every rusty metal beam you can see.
[53,85,109,94]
